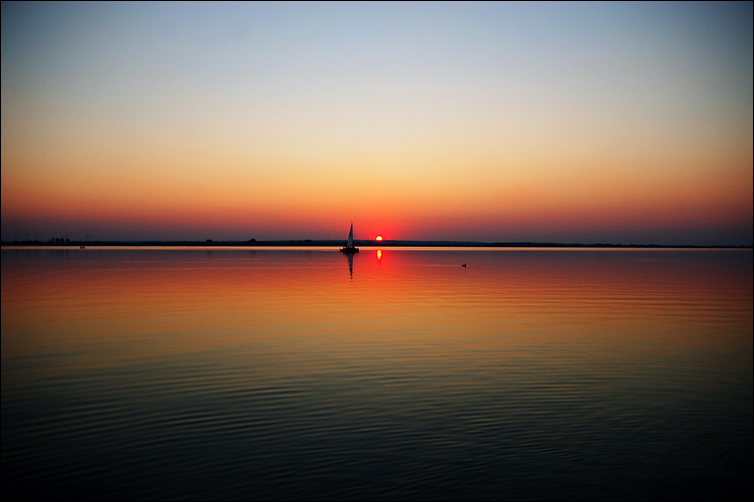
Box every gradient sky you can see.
[2,1,752,245]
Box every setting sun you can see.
[375,236,383,241]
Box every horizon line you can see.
[2,238,752,249]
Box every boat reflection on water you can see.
[346,251,354,279]
[344,247,384,278]
[345,248,385,278]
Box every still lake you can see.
[2,247,752,500]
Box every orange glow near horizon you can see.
[2,130,751,244]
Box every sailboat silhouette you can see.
[340,222,359,253]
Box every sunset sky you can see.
[2,1,752,245]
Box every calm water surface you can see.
[2,247,752,500]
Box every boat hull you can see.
[340,247,359,253]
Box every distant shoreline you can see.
[2,239,751,249]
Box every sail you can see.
[347,222,354,247]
